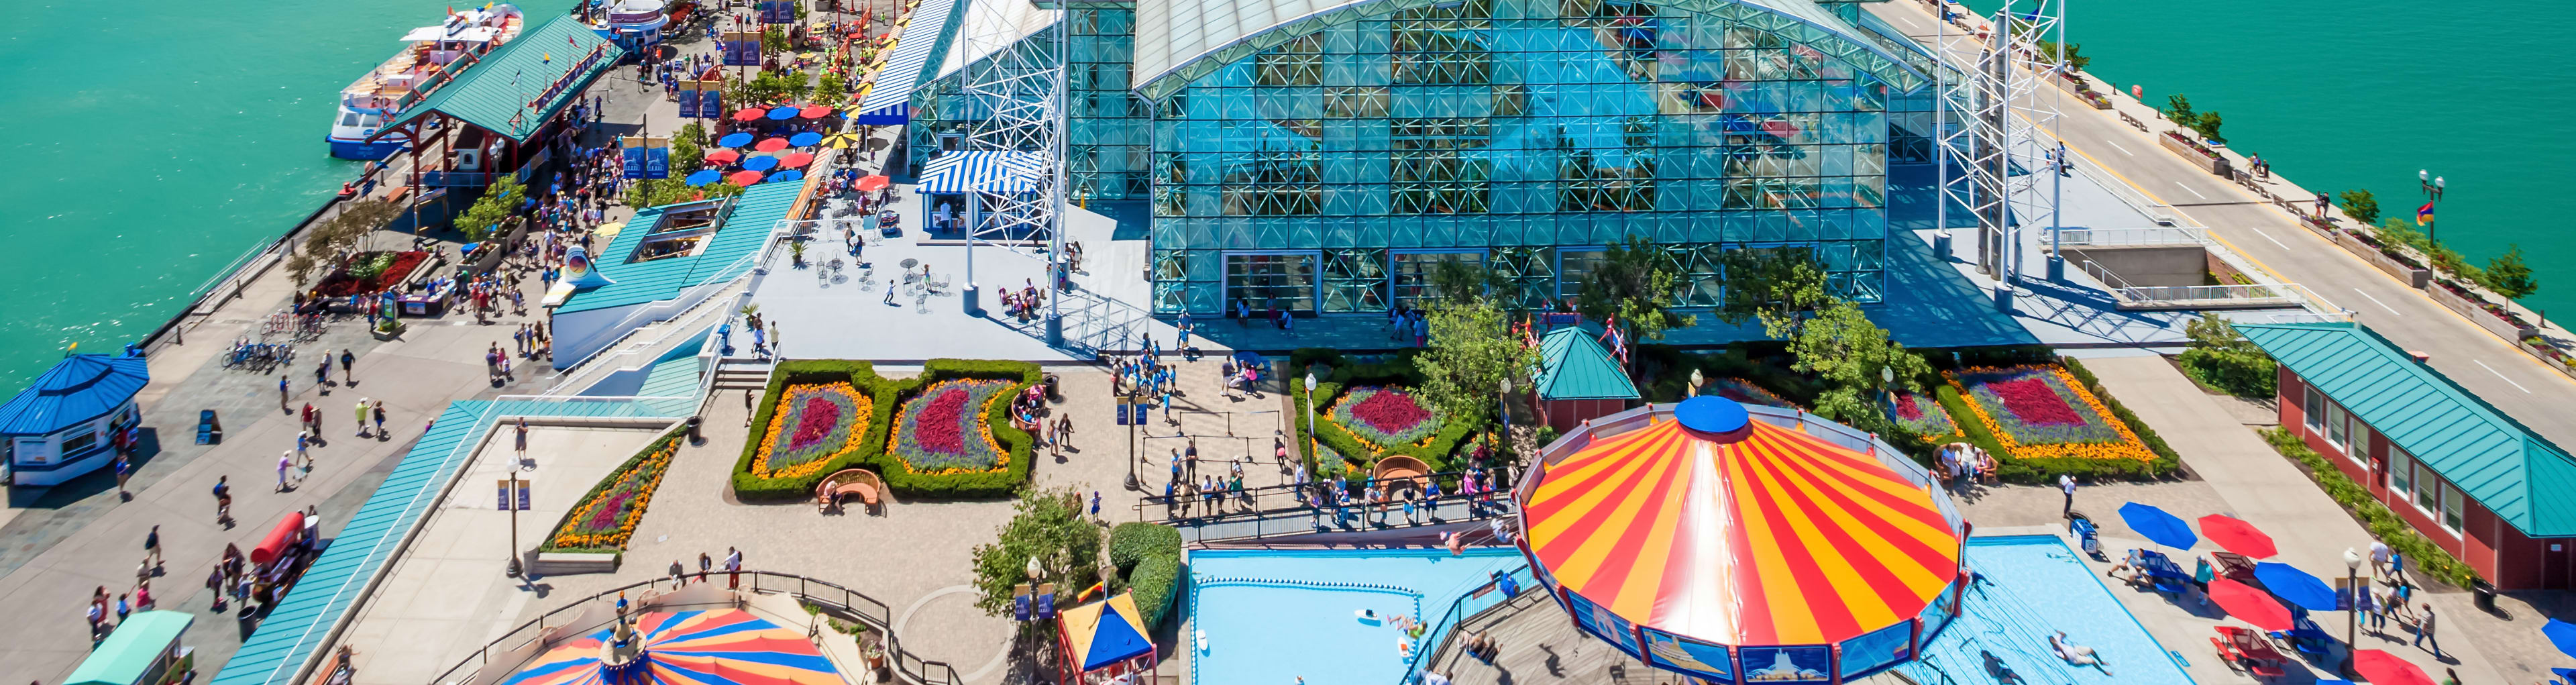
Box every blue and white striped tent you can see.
[853,0,961,123]
[915,150,1048,195]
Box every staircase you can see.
[544,276,749,396]
[710,359,774,392]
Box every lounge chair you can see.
[2211,626,2287,679]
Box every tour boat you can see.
[326,5,526,159]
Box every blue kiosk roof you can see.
[555,182,802,315]
[0,354,147,435]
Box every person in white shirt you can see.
[2059,474,2078,517]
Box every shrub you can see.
[2259,428,2478,588]
[733,360,895,501]
[1126,552,1183,627]
[1289,350,1472,474]
[732,359,1041,500]
[1109,522,1183,572]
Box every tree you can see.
[1576,236,1695,343]
[2178,314,2275,398]
[1415,301,1538,425]
[455,177,527,242]
[2337,189,2379,225]
[1779,299,1931,425]
[2192,111,2224,143]
[626,178,745,209]
[2034,39,2089,72]
[2163,95,2196,127]
[1428,260,1522,309]
[1715,248,1831,335]
[2485,244,2540,300]
[968,487,1103,640]
[288,199,401,284]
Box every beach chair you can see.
[2210,551,2259,582]
[2211,626,2287,679]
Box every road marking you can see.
[2475,359,2532,394]
[2245,225,2288,249]
[2103,140,2132,156]
[2174,182,2208,200]
[2351,288,2402,316]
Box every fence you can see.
[1138,465,1517,537]
[2053,227,2205,247]
[425,570,957,685]
[1401,565,1536,684]
[2076,260,2304,311]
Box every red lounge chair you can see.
[2211,626,2287,679]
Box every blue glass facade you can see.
[913,0,1933,317]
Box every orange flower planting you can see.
[1945,365,2155,462]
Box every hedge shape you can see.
[1109,522,1183,572]
[543,425,688,554]
[1286,349,1471,475]
[1126,552,1182,628]
[732,359,1042,500]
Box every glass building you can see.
[909,0,1939,317]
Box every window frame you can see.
[2389,446,2414,496]
[2440,481,2465,533]
[2304,387,2325,433]
[2324,403,2350,452]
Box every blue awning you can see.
[855,0,960,116]
[853,101,910,125]
[0,355,146,435]
[915,150,1046,195]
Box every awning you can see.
[914,150,1046,195]
[853,0,960,116]
[1059,593,1153,672]
[853,102,910,125]
[62,611,194,685]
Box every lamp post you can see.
[1304,372,1319,467]
[1688,368,1704,397]
[2342,547,2363,677]
[1498,378,1513,436]
[2419,169,2446,246]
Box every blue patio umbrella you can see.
[768,170,804,183]
[2554,667,2576,685]
[2544,619,2576,660]
[684,169,723,187]
[2253,562,2339,611]
[717,132,755,148]
[1232,351,1266,368]
[789,131,823,147]
[767,105,800,120]
[2116,503,2198,550]
[742,155,780,172]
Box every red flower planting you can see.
[916,387,970,454]
[1988,378,2083,425]
[786,396,843,452]
[1350,390,1431,435]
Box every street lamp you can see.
[1498,378,1513,435]
[1305,372,1320,468]
[1688,368,1704,397]
[2420,169,2446,246]
[2341,547,2363,677]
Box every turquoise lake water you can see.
[2,0,2567,388]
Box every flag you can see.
[2416,201,2435,226]
[568,34,579,46]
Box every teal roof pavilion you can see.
[555,182,801,315]
[378,13,625,142]
[1535,327,1639,401]
[2236,320,2576,537]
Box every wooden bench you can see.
[817,468,884,515]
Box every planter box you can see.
[2051,74,2116,109]
[2428,283,2540,341]
[2524,342,2576,380]
[532,551,619,576]
[2333,231,2431,288]
[2157,134,2232,176]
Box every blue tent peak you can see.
[1083,602,1153,671]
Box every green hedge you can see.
[1126,552,1182,627]
[2259,427,2479,588]
[542,425,689,552]
[1109,522,1183,572]
[1286,349,1474,475]
[731,359,1042,501]
[1925,358,2180,484]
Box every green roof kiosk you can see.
[1532,327,1640,433]
[63,610,194,685]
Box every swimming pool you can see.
[1901,535,2196,685]
[1189,547,1524,685]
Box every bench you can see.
[532,551,620,576]
[817,468,884,515]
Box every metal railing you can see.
[2076,260,2303,310]
[426,570,957,685]
[541,276,751,395]
[1400,564,1536,684]
[1139,467,1517,542]
[2053,227,2205,247]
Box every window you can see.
[1253,34,1323,87]
[2440,482,2465,532]
[1324,87,1389,119]
[2304,387,2325,433]
[1390,118,1492,214]
[2324,403,2349,452]
[2345,413,2369,461]
[2414,462,2439,513]
[1224,253,1318,314]
[2390,447,2414,496]
[58,422,99,456]
[1559,148,1657,212]
[1558,250,1606,299]
[1391,252,1483,310]
[340,112,362,127]
[1220,148,1322,216]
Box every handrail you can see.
[1400,564,1535,684]
[426,570,956,685]
[2054,227,2205,247]
[542,274,751,395]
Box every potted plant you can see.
[372,317,405,340]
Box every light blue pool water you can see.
[1903,535,2196,685]
[1189,548,1524,685]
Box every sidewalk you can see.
[2079,356,2524,684]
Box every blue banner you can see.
[700,89,724,119]
[644,143,669,179]
[676,89,700,117]
[623,143,646,179]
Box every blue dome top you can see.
[1674,395,1750,435]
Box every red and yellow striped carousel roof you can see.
[1523,414,1960,647]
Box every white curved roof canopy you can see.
[1129,0,1932,101]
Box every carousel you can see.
[1515,397,1968,684]
[495,595,843,685]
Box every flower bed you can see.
[1288,349,1478,474]
[314,250,429,297]
[750,381,872,481]
[1947,364,2155,462]
[1701,377,1799,410]
[1326,386,1444,449]
[1882,390,1957,439]
[888,378,1013,474]
[544,430,683,551]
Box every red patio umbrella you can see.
[777,152,814,168]
[704,149,741,164]
[2198,515,2277,558]
[2351,649,2437,685]
[731,107,767,121]
[754,137,790,152]
[798,105,835,119]
[856,175,890,191]
[2205,578,2292,631]
[727,170,765,186]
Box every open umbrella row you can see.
[727,104,839,122]
[2116,503,2277,558]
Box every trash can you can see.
[1044,373,1061,401]
[2472,578,2498,612]
[686,416,704,444]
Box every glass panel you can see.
[1390,251,1483,310]
[2326,404,2349,450]
[2415,464,2438,511]
[1224,253,1318,313]
[2442,482,2465,531]
[1558,249,1607,299]
[2390,447,2413,495]
[58,423,98,456]
[2305,388,2325,431]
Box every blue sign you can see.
[677,89,700,117]
[644,143,669,179]
[623,144,647,179]
[700,89,724,119]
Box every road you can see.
[1866,0,2576,453]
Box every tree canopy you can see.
[1576,236,1694,343]
[968,487,1104,640]
[1717,248,1832,335]
[1416,300,1538,424]
[1780,299,1931,424]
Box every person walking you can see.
[698,552,713,584]
[278,452,294,491]
[514,417,531,466]
[372,401,387,437]
[315,358,332,390]
[356,399,372,437]
[113,454,131,498]
[724,547,743,588]
[2414,603,2442,658]
[144,525,162,568]
[340,349,356,385]
[213,476,233,526]
[295,429,311,467]
[278,374,291,413]
[2059,473,2077,517]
